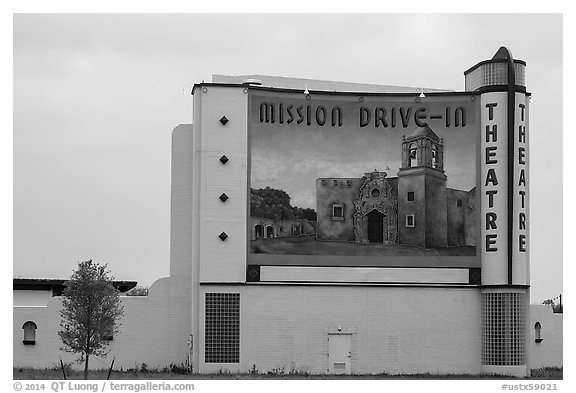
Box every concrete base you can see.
[482,365,530,378]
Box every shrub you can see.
[170,363,190,374]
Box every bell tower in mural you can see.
[313,123,475,251]
[397,125,448,249]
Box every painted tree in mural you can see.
[251,187,317,221]
[58,260,124,379]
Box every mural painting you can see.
[249,93,478,257]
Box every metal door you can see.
[328,333,352,374]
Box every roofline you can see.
[13,278,138,293]
[192,82,482,97]
[463,58,526,76]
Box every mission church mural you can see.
[316,125,476,250]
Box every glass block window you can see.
[205,293,240,363]
[465,61,526,91]
[514,63,526,86]
[481,292,526,366]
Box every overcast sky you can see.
[12,13,562,303]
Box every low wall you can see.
[529,305,563,369]
[13,276,191,371]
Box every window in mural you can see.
[406,215,415,228]
[431,144,438,169]
[408,143,417,167]
[332,204,344,220]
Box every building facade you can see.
[250,217,316,240]
[316,125,476,248]
[13,48,562,376]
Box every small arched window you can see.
[254,224,264,239]
[534,322,543,343]
[22,321,37,345]
[408,143,417,167]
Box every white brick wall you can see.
[194,86,248,284]
[13,276,192,370]
[13,290,53,307]
[199,285,483,375]
[15,283,563,374]
[169,124,193,281]
[529,305,563,369]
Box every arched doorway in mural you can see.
[367,210,385,243]
[255,224,264,239]
[266,226,274,238]
[352,171,398,244]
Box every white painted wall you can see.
[194,86,248,284]
[259,266,470,284]
[14,284,563,373]
[13,290,53,307]
[169,124,193,281]
[199,285,483,375]
[13,276,192,370]
[529,305,563,369]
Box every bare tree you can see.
[58,260,124,379]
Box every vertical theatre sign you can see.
[513,93,528,284]
[480,93,529,285]
[481,93,508,284]
[474,48,530,377]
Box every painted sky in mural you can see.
[250,95,477,209]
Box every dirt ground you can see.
[251,237,476,256]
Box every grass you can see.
[529,367,563,380]
[13,367,562,380]
[251,237,476,256]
